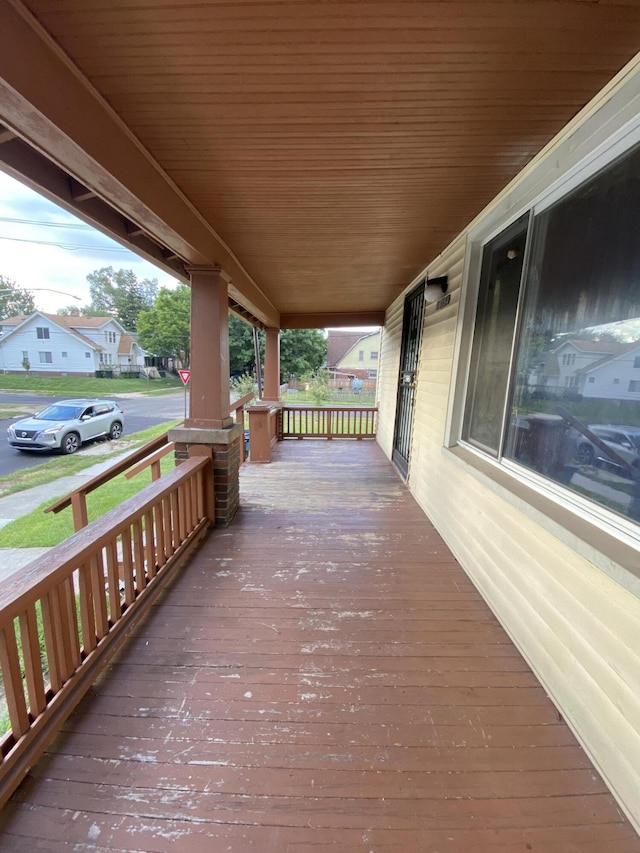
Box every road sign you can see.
[178,369,191,385]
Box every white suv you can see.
[7,399,125,455]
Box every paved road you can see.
[0,391,186,477]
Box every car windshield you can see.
[36,405,83,421]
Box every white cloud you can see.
[0,171,180,313]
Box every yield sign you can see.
[178,369,191,386]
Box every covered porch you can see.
[0,440,634,850]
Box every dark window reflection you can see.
[463,216,528,455]
[505,144,640,523]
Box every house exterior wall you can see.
[583,346,640,400]
[336,330,382,377]
[0,316,97,374]
[77,320,126,367]
[376,59,640,830]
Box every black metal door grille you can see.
[392,283,425,478]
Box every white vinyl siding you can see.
[375,62,640,829]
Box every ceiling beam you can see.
[281,312,385,330]
[0,0,279,329]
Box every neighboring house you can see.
[528,339,640,398]
[0,311,145,376]
[327,329,381,379]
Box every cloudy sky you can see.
[0,170,179,314]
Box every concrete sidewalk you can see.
[0,448,133,580]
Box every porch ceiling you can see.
[1,1,640,328]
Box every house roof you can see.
[0,312,105,351]
[555,339,631,355]
[117,333,137,355]
[3,3,640,328]
[326,331,368,368]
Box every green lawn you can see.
[0,374,183,396]
[0,420,180,546]
[285,389,376,406]
[0,455,175,548]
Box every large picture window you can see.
[463,142,640,527]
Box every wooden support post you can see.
[262,328,281,402]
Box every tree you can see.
[280,328,326,378]
[309,368,331,405]
[0,275,36,319]
[137,285,191,365]
[57,304,93,317]
[229,314,257,375]
[227,315,327,379]
[86,266,159,330]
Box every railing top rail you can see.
[124,441,175,480]
[283,405,378,412]
[0,456,207,623]
[44,430,176,516]
[230,392,254,412]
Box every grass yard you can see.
[0,455,175,548]
[0,374,183,397]
[0,420,180,544]
[286,388,376,406]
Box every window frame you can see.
[452,120,640,549]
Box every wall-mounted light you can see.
[424,275,448,304]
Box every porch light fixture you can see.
[424,275,448,303]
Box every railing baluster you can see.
[90,554,109,640]
[105,541,121,621]
[162,495,173,557]
[180,482,190,542]
[19,605,46,717]
[132,519,146,592]
[144,510,157,579]
[61,576,81,670]
[170,490,180,551]
[41,591,63,693]
[78,562,96,654]
[121,528,135,605]
[0,622,30,737]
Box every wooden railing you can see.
[280,406,378,439]
[45,432,175,532]
[0,455,212,808]
[247,404,280,462]
[231,391,254,464]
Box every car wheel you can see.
[109,421,123,440]
[61,432,80,455]
[576,443,594,465]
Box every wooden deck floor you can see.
[0,440,638,851]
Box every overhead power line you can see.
[0,216,92,230]
[0,235,130,253]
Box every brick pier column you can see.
[170,424,243,527]
[172,265,241,527]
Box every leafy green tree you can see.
[229,314,257,375]
[228,316,327,380]
[0,275,36,319]
[280,328,326,378]
[230,372,257,401]
[309,368,331,406]
[137,285,191,365]
[86,266,159,330]
[57,304,94,317]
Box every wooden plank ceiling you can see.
[3,1,640,326]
